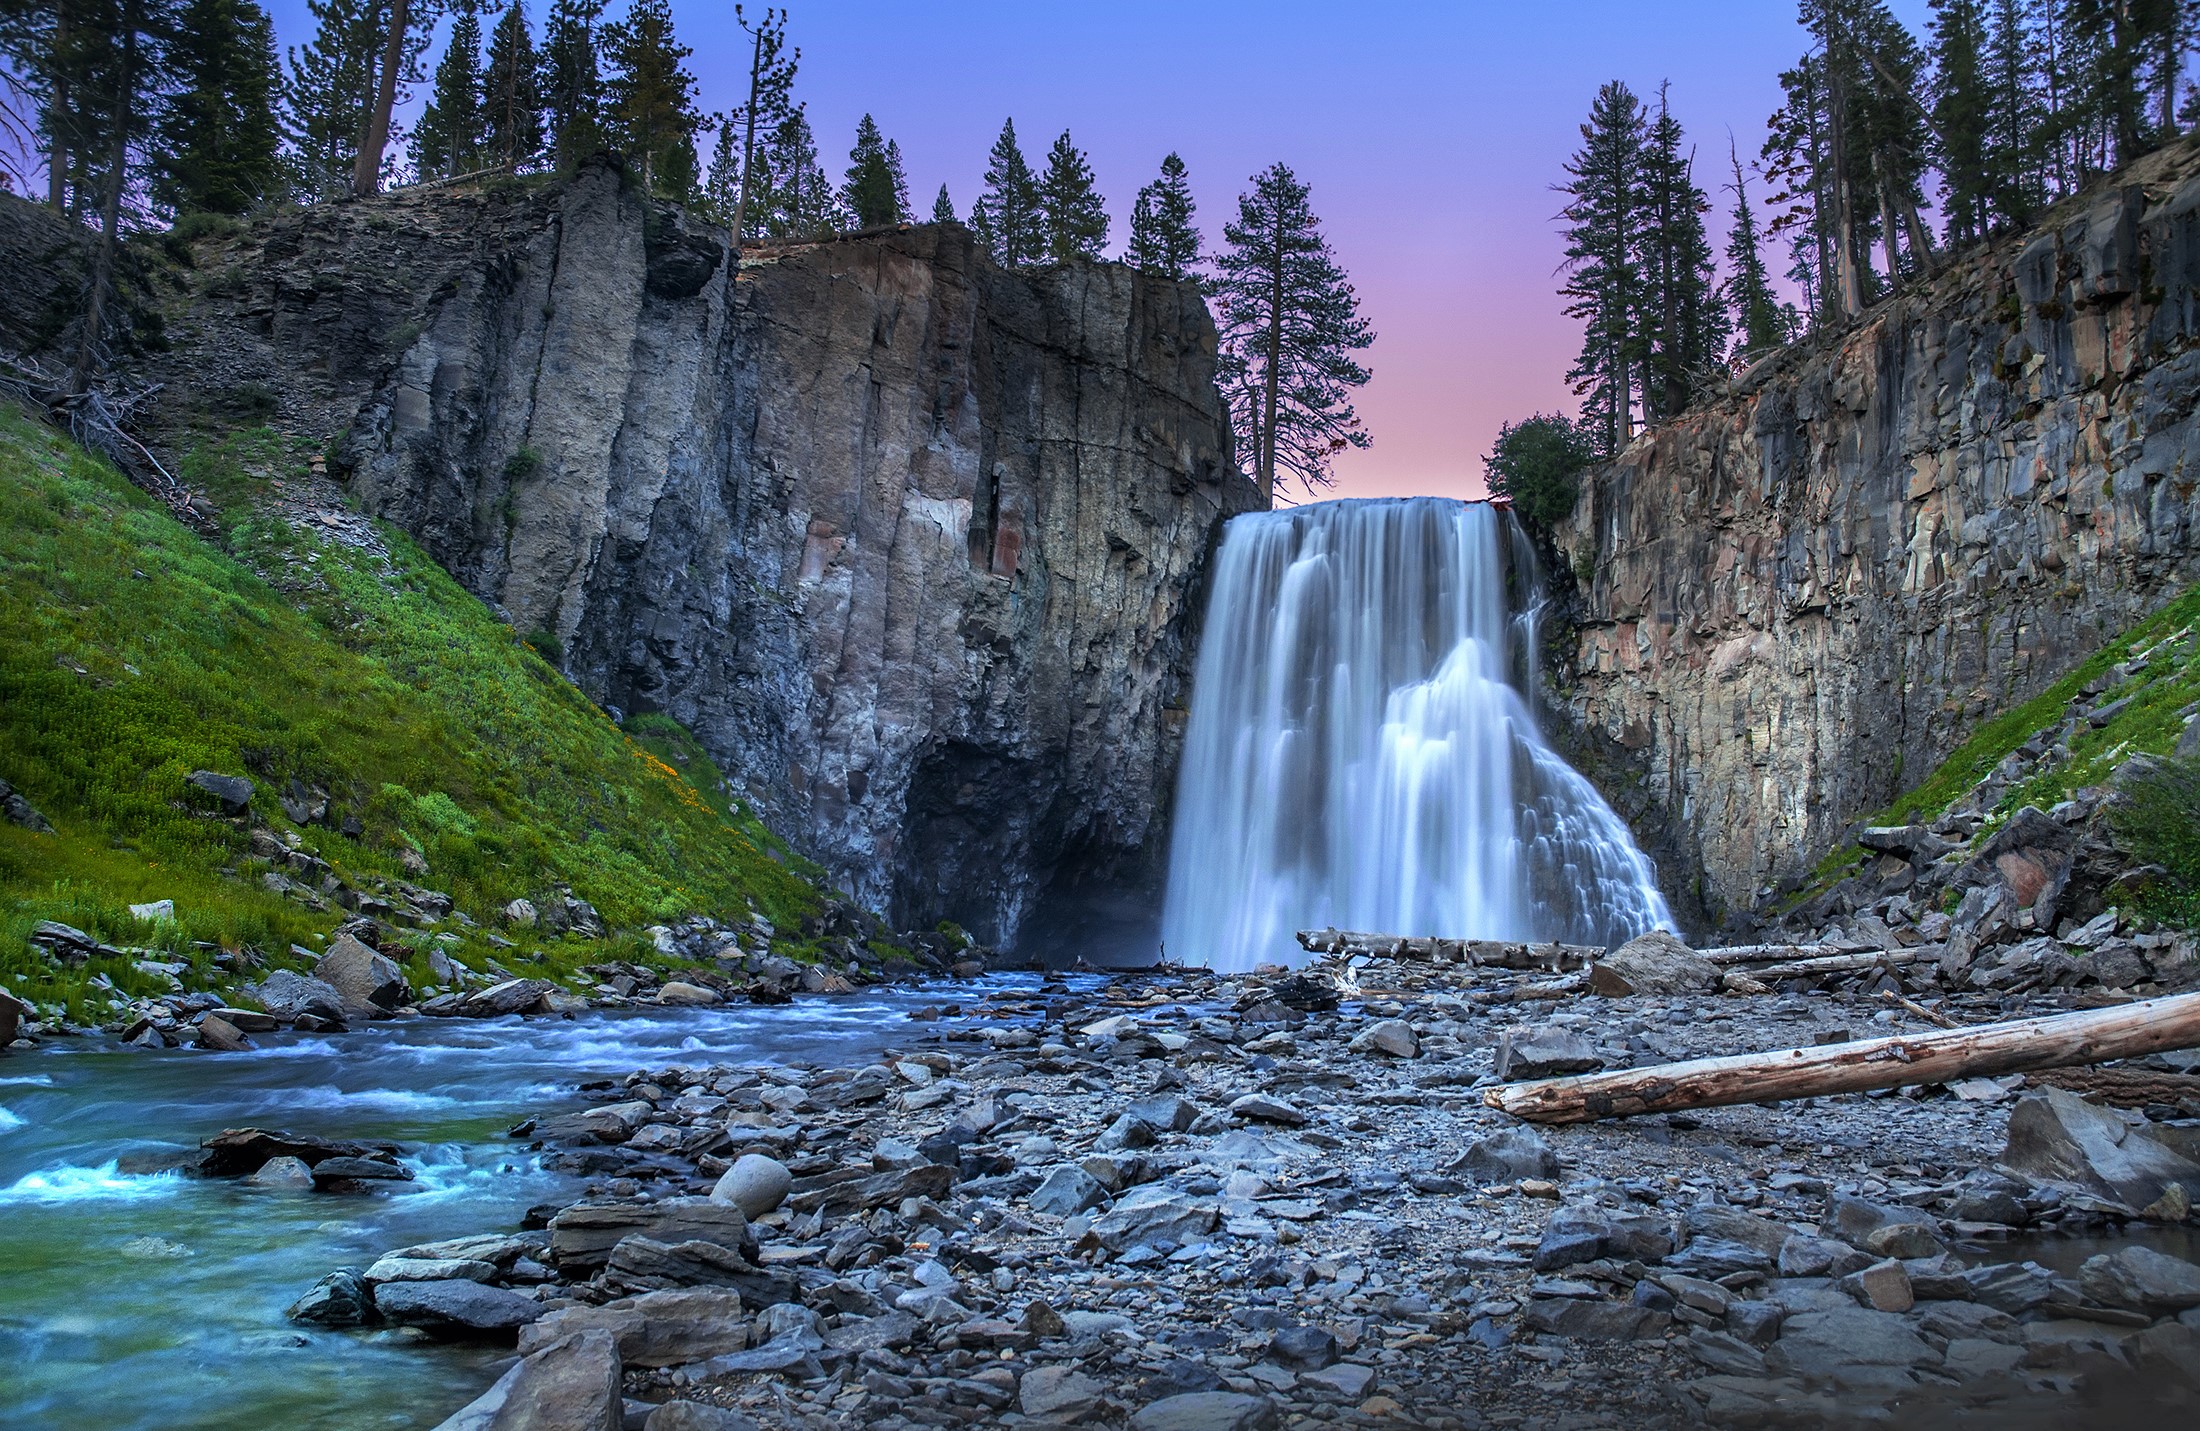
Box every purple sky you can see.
[267,0,1936,499]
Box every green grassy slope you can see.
[0,404,827,1023]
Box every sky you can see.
[260,0,1939,500]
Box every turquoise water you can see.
[0,984,1044,1429]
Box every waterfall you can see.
[1161,497,1673,973]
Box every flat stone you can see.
[186,770,254,815]
[364,1256,500,1285]
[549,1198,749,1271]
[1348,1019,1419,1058]
[1458,1127,1559,1182]
[373,1278,542,1336]
[1020,1364,1106,1419]
[196,1014,253,1051]
[310,1156,413,1184]
[2078,1245,2200,1313]
[2000,1087,2200,1212]
[710,1154,792,1218]
[1130,1391,1277,1431]
[1771,1307,1940,1382]
[645,1405,760,1431]
[1127,1094,1201,1132]
[1522,1297,1670,1340]
[461,978,558,1017]
[1091,1184,1219,1252]
[1494,1025,1604,1080]
[1228,1093,1308,1126]
[1297,1363,1373,1400]
[520,1288,748,1368]
[1841,1259,1915,1313]
[1031,1164,1110,1216]
[431,1328,621,1431]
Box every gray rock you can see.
[709,1154,792,1218]
[248,1155,315,1189]
[252,969,348,1024]
[1534,1204,1676,1270]
[1839,1259,1915,1313]
[1091,1184,1219,1252]
[286,1270,369,1326]
[603,1236,796,1307]
[315,933,411,1014]
[373,1278,543,1335]
[1130,1391,1277,1431]
[0,777,54,833]
[1522,1298,1670,1340]
[1771,1307,1941,1383]
[1348,1019,1419,1058]
[1265,1322,1338,1368]
[461,979,559,1018]
[1778,1233,1873,1279]
[185,770,254,815]
[364,1256,500,1285]
[1030,1164,1110,1217]
[195,1014,253,1051]
[1588,930,1719,996]
[1127,1094,1201,1133]
[1999,1087,2200,1212]
[1458,1127,1559,1182]
[1094,1112,1159,1151]
[2078,1245,2200,1313]
[644,1406,760,1431]
[431,1328,622,1431]
[1021,1365,1106,1419]
[519,1288,749,1368]
[549,1199,750,1271]
[1822,1193,1945,1259]
[310,1156,414,1185]
[1494,1025,1604,1080]
[1228,1093,1309,1126]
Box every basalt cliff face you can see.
[1553,139,2200,926]
[135,162,1259,951]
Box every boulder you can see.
[1348,1019,1420,1058]
[461,979,559,1018]
[372,1278,542,1336]
[709,1154,792,1218]
[1999,1087,2200,1212]
[1522,1298,1670,1340]
[1227,1093,1308,1126]
[1458,1127,1559,1182]
[1126,1094,1201,1133]
[1030,1165,1109,1217]
[316,933,411,1014]
[1130,1392,1277,1431]
[656,981,720,1006]
[518,1288,748,1367]
[1020,1365,1106,1419]
[1588,930,1719,996]
[185,770,254,815]
[1821,1193,1945,1260]
[548,1198,750,1271]
[1091,1184,1219,1252]
[196,1014,253,1051]
[251,969,348,1025]
[2078,1245,2200,1313]
[248,1155,315,1189]
[602,1236,798,1307]
[1534,1204,1676,1270]
[364,1256,500,1285]
[1494,1026,1604,1080]
[286,1269,369,1326]
[0,777,54,832]
[199,1127,394,1176]
[310,1156,414,1186]
[431,1328,622,1431]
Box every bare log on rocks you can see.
[1297,929,1603,970]
[1743,948,1931,981]
[1485,991,2200,1124]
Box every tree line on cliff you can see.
[1491,0,2200,536]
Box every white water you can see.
[1162,498,1673,972]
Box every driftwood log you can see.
[1485,991,2200,1124]
[1297,929,1603,970]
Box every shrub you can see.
[1485,413,1594,534]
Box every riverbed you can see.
[0,981,1058,1430]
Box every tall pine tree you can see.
[1037,128,1107,261]
[153,0,281,215]
[1638,86,1726,421]
[1129,151,1199,279]
[282,0,381,200]
[971,118,1039,266]
[930,183,954,223]
[1929,0,1994,244]
[1560,80,1648,455]
[726,4,796,246]
[481,0,541,170]
[758,106,841,238]
[600,0,701,198]
[843,113,903,226]
[413,3,484,179]
[700,119,739,223]
[540,0,602,169]
[1722,142,1798,363]
[1212,162,1374,499]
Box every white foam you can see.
[0,1107,24,1132]
[0,1160,180,1203]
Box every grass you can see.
[0,402,832,1023]
[1789,582,2200,923]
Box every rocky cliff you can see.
[1554,137,2200,927]
[129,161,1258,951]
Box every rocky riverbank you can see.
[243,954,2200,1431]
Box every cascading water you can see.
[1162,497,1673,973]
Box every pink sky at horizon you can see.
[256,0,1937,500]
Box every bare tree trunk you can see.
[70,8,135,398]
[731,25,765,251]
[1824,8,1864,317]
[1261,209,1283,502]
[1486,992,2200,1124]
[1876,171,1904,285]
[352,0,412,198]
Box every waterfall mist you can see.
[1161,498,1673,973]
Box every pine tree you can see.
[843,112,902,226]
[1930,0,1994,245]
[971,118,1039,266]
[725,4,796,247]
[153,0,282,216]
[65,0,174,390]
[930,183,954,223]
[600,0,701,198]
[1982,0,2046,224]
[700,119,738,223]
[1212,162,1375,500]
[540,0,603,169]
[1560,80,1648,455]
[1129,151,1199,279]
[884,138,909,219]
[758,106,841,238]
[1854,1,1937,282]
[283,0,381,200]
[1037,128,1107,261]
[1722,142,1798,363]
[352,0,432,196]
[414,3,484,179]
[481,0,541,170]
[1638,86,1726,421]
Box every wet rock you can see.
[316,933,412,1015]
[185,770,254,815]
[311,1156,415,1186]
[286,1269,369,1326]
[1494,1025,1604,1080]
[709,1154,791,1218]
[248,1155,315,1189]
[655,982,720,1007]
[1130,1391,1277,1431]
[211,1007,280,1033]
[1030,1164,1109,1216]
[199,1127,394,1177]
[1822,1193,1945,1259]
[251,970,348,1025]
[365,1256,500,1285]
[460,979,559,1018]
[431,1328,622,1431]
[1019,1365,1106,1419]
[519,1288,749,1367]
[548,1199,750,1271]
[196,1014,253,1051]
[2078,1245,2200,1313]
[1458,1127,1560,1182]
[373,1278,542,1336]
[2000,1087,2200,1211]
[1588,930,1719,996]
[1348,1019,1419,1058]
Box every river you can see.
[0,979,1057,1430]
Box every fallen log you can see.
[1700,941,1877,965]
[1296,929,1602,970]
[1484,991,2200,1124]
[1745,948,1931,981]
[2028,1066,2200,1109]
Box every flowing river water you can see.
[0,980,1060,1430]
